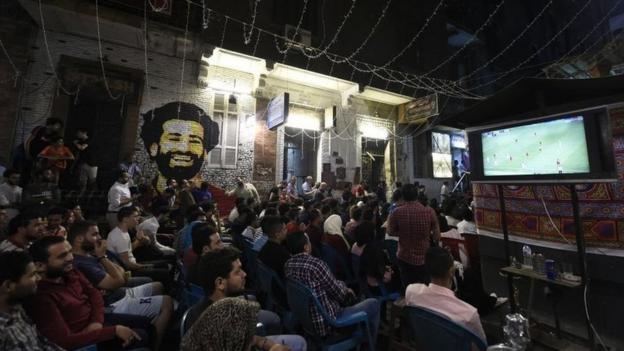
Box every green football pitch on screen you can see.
[481,116,590,176]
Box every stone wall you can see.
[14,29,254,190]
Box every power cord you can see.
[539,195,608,349]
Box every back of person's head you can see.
[47,206,66,218]
[151,205,170,218]
[460,206,474,222]
[191,223,218,255]
[46,117,63,127]
[237,208,256,227]
[29,236,65,263]
[402,184,418,201]
[67,220,97,245]
[117,206,137,222]
[438,215,450,232]
[285,231,309,255]
[361,207,374,221]
[187,209,206,223]
[309,209,322,224]
[184,297,260,351]
[417,193,428,206]
[320,204,331,216]
[426,246,454,280]
[391,189,403,203]
[354,221,375,246]
[261,216,284,239]
[277,203,290,217]
[286,208,299,222]
[263,207,278,217]
[293,198,304,207]
[0,251,32,286]
[198,247,241,295]
[350,206,363,221]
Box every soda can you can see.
[545,259,556,280]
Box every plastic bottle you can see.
[522,245,532,269]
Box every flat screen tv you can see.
[467,107,617,183]
[266,92,289,130]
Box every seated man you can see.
[69,220,173,350]
[405,246,486,341]
[185,223,224,285]
[0,251,64,350]
[136,205,176,258]
[26,236,148,350]
[284,232,380,343]
[257,216,290,278]
[187,247,307,351]
[107,206,171,286]
[44,207,68,238]
[0,213,45,252]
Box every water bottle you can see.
[522,245,532,268]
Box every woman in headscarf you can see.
[181,297,260,351]
[322,207,350,259]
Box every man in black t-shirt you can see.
[72,128,98,192]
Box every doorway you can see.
[361,137,387,186]
[64,94,125,190]
[283,127,319,192]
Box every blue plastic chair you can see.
[286,279,374,351]
[182,283,205,307]
[256,260,296,332]
[180,305,194,339]
[405,306,487,351]
[319,243,357,286]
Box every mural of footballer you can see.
[141,102,219,191]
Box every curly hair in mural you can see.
[141,102,219,187]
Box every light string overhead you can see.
[95,0,122,100]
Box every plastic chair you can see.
[286,279,374,351]
[319,243,356,286]
[182,283,205,307]
[405,306,487,351]
[179,305,194,339]
[256,261,296,332]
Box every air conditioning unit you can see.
[283,24,311,49]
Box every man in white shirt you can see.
[136,206,175,256]
[0,169,22,220]
[406,246,486,342]
[107,170,134,229]
[301,176,315,200]
[107,207,150,271]
[440,181,449,204]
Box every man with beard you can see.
[141,102,219,192]
[107,170,135,229]
[27,236,149,350]
[0,213,45,252]
[70,221,173,351]
[0,251,64,350]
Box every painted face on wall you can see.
[150,120,205,179]
[141,102,219,183]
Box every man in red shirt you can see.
[387,184,440,289]
[26,236,147,350]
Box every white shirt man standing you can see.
[0,170,22,220]
[107,170,133,229]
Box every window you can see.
[432,132,452,178]
[207,93,240,169]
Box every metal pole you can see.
[570,184,594,347]
[498,184,516,312]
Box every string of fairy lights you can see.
[2,0,620,104]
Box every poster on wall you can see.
[140,102,220,191]
[267,92,289,130]
[398,93,438,124]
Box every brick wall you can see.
[14,30,254,190]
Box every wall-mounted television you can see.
[266,92,289,130]
[467,107,617,183]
